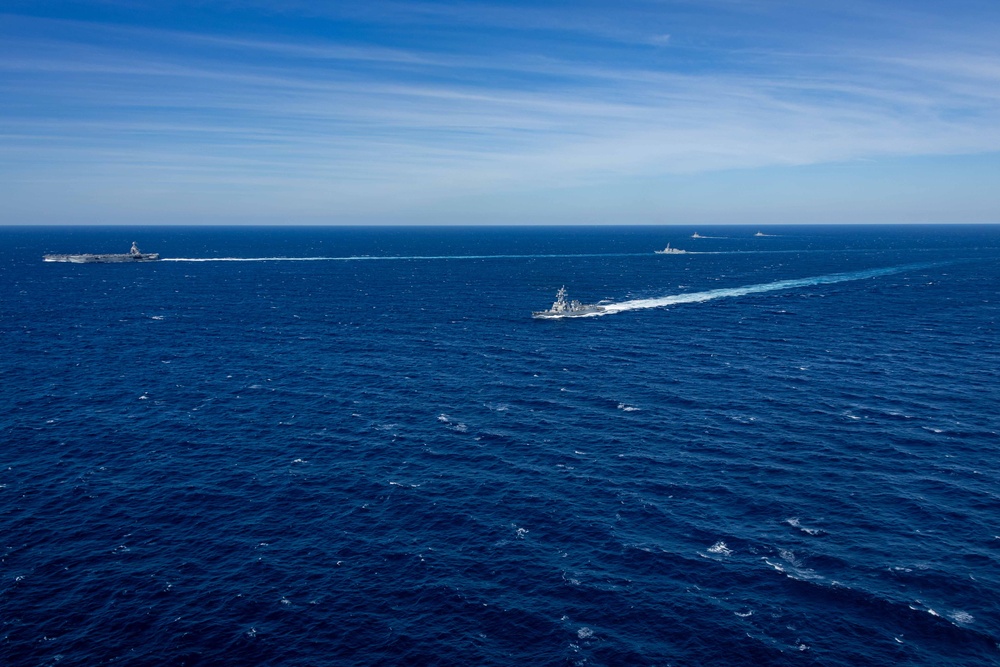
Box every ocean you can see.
[2,225,998,666]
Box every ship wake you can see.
[162,252,647,262]
[551,263,936,318]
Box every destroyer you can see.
[43,242,160,263]
[532,286,606,319]
[654,243,686,254]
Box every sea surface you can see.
[2,225,999,666]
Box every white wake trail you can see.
[161,252,647,262]
[160,249,876,262]
[578,263,934,317]
[163,257,340,262]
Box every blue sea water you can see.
[1,224,999,666]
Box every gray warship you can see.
[43,242,160,263]
[532,286,606,319]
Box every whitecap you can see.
[786,517,824,536]
[617,403,640,412]
[949,610,974,624]
[707,541,733,556]
[562,571,581,586]
[763,550,824,581]
[577,627,594,639]
[779,549,801,566]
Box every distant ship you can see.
[654,243,686,254]
[532,287,606,319]
[43,242,160,263]
[691,232,705,239]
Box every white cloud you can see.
[2,6,1000,222]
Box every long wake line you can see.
[160,248,948,262]
[572,262,938,317]
[161,252,647,262]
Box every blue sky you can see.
[2,0,999,225]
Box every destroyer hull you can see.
[532,309,604,319]
[532,304,606,318]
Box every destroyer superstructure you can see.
[44,242,160,263]
[532,287,606,319]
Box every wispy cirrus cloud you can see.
[2,2,999,224]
